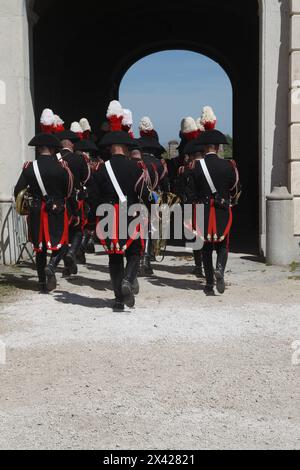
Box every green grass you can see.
[0,280,18,303]
[289,261,300,273]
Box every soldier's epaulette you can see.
[93,161,104,172]
[137,160,147,170]
[23,161,32,170]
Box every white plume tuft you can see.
[139,116,154,132]
[106,100,124,118]
[195,118,205,132]
[40,108,55,125]
[122,109,133,127]
[181,117,198,134]
[79,118,91,132]
[53,114,64,126]
[70,121,83,133]
[200,106,217,125]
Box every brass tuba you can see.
[15,187,32,216]
[152,192,181,260]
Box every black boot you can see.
[76,230,90,264]
[109,258,125,311]
[45,247,66,292]
[38,282,48,294]
[76,247,86,265]
[193,250,205,279]
[204,284,215,296]
[86,236,95,254]
[122,255,140,308]
[64,231,82,276]
[45,263,57,293]
[202,245,215,296]
[215,242,228,294]
[36,251,48,294]
[215,266,225,294]
[139,255,153,276]
[83,230,95,254]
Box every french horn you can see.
[15,187,32,216]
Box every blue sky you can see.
[119,50,232,146]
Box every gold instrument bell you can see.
[152,192,181,260]
[15,187,31,216]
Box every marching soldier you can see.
[14,133,73,293]
[74,138,100,264]
[135,136,169,275]
[187,130,239,296]
[93,129,150,311]
[176,139,206,279]
[56,130,91,276]
[90,100,150,310]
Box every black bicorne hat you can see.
[28,132,61,148]
[197,130,228,145]
[129,139,143,151]
[98,131,136,148]
[138,137,166,154]
[74,139,98,153]
[56,130,81,143]
[184,139,205,155]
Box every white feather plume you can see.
[40,108,55,125]
[53,114,64,126]
[195,118,205,132]
[200,106,217,124]
[181,117,198,134]
[106,100,124,118]
[70,121,83,133]
[139,116,154,132]
[122,109,133,127]
[79,118,91,132]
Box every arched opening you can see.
[119,50,233,146]
[31,0,260,253]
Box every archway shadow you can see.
[64,276,111,291]
[0,273,38,292]
[84,262,110,274]
[151,264,195,276]
[53,290,112,309]
[146,275,205,291]
[239,255,266,264]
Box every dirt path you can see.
[0,249,299,449]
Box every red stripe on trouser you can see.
[207,199,215,241]
[222,207,233,241]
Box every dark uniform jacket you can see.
[94,155,148,206]
[60,148,90,190]
[93,154,150,254]
[14,155,71,251]
[187,153,237,242]
[142,153,169,193]
[60,148,90,226]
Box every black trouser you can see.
[109,240,141,302]
[202,238,228,287]
[68,224,83,256]
[193,249,203,268]
[36,244,67,283]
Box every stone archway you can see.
[31,0,260,253]
[0,0,296,263]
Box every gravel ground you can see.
[0,248,299,450]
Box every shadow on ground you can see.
[53,291,112,309]
[65,276,111,291]
[147,275,205,291]
[0,273,37,292]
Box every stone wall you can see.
[0,0,35,264]
[290,0,300,236]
